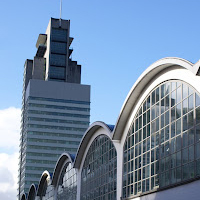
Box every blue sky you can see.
[1,0,200,125]
[1,0,200,199]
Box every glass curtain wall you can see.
[123,80,200,199]
[49,28,68,80]
[81,135,117,200]
[57,162,77,200]
[39,179,48,200]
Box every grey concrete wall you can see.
[50,17,69,29]
[67,60,81,84]
[32,57,45,80]
[25,79,90,102]
[24,59,33,91]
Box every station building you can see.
[21,57,200,200]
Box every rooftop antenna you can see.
[59,0,62,27]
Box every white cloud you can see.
[0,107,21,151]
[0,107,21,200]
[0,153,19,200]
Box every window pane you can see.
[196,159,200,176]
[171,168,176,184]
[176,119,181,135]
[188,128,194,145]
[51,42,67,54]
[183,98,188,115]
[176,151,181,167]
[171,153,176,168]
[196,125,200,142]
[183,84,188,99]
[171,82,176,91]
[156,88,160,102]
[177,86,182,103]
[171,138,176,154]
[52,28,67,42]
[188,111,194,129]
[176,167,181,182]
[196,93,200,107]
[152,91,155,105]
[196,107,200,125]
[196,142,200,159]
[161,84,165,98]
[49,66,65,79]
[171,91,176,107]
[189,146,194,162]
[176,135,181,151]
[188,95,194,111]
[50,54,66,66]
[182,148,188,164]
[182,131,188,148]
[171,123,175,137]
[176,103,181,119]
[182,164,189,180]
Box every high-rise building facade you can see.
[18,18,90,198]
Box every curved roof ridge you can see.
[37,170,51,196]
[51,152,74,186]
[153,57,194,66]
[113,57,197,140]
[74,121,113,168]
[27,184,37,200]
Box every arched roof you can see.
[113,57,200,140]
[27,184,37,200]
[51,152,74,186]
[74,121,114,168]
[37,170,52,196]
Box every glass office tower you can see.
[18,18,90,198]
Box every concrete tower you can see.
[18,18,90,198]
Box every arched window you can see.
[81,135,117,200]
[37,172,50,200]
[39,178,47,200]
[21,194,26,200]
[123,80,200,198]
[27,184,36,200]
[57,162,77,200]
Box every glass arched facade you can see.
[39,179,48,199]
[81,135,117,200]
[123,80,200,198]
[57,162,77,200]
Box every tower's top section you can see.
[26,18,81,85]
